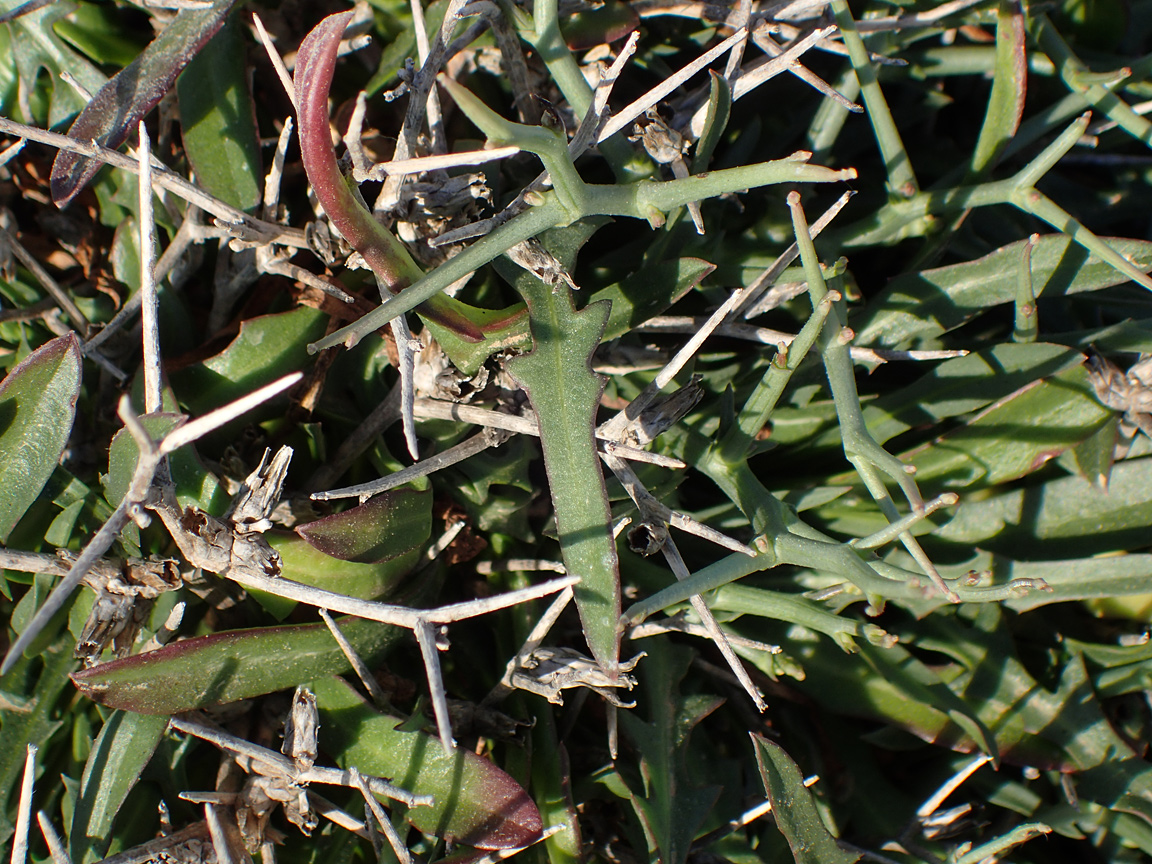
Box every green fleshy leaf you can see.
[295,487,431,563]
[312,675,543,850]
[904,364,1112,489]
[932,454,1152,559]
[0,333,81,542]
[69,616,406,714]
[968,1,1027,177]
[170,306,327,418]
[268,532,420,603]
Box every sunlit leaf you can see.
[0,333,81,542]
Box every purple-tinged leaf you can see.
[0,333,81,542]
[296,487,431,563]
[70,616,405,714]
[51,0,237,207]
[314,676,543,850]
[294,12,483,342]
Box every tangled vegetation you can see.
[3,0,1152,862]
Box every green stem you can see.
[829,0,919,197]
[521,0,646,180]
[1028,11,1152,149]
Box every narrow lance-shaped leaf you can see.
[967,0,1027,178]
[70,711,168,864]
[507,284,620,668]
[51,0,238,206]
[752,735,861,864]
[70,616,406,714]
[0,333,82,542]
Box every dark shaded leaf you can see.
[561,0,639,50]
[176,14,260,212]
[70,710,167,863]
[618,641,723,864]
[753,735,861,864]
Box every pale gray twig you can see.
[365,145,520,182]
[36,813,69,864]
[723,0,753,81]
[0,223,90,337]
[599,27,748,142]
[602,451,765,710]
[483,586,573,707]
[319,608,390,709]
[598,191,852,444]
[0,137,24,167]
[313,426,510,501]
[12,745,37,864]
[170,715,428,806]
[204,802,251,864]
[137,122,162,414]
[636,317,968,364]
[263,117,294,222]
[350,768,413,864]
[251,12,297,112]
[413,398,687,469]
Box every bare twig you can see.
[599,27,748,142]
[313,426,510,501]
[252,12,297,112]
[412,398,687,468]
[350,768,413,864]
[319,609,390,709]
[0,223,90,337]
[12,745,37,864]
[169,715,428,806]
[598,191,852,444]
[137,122,162,414]
[636,317,968,364]
[0,117,308,249]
